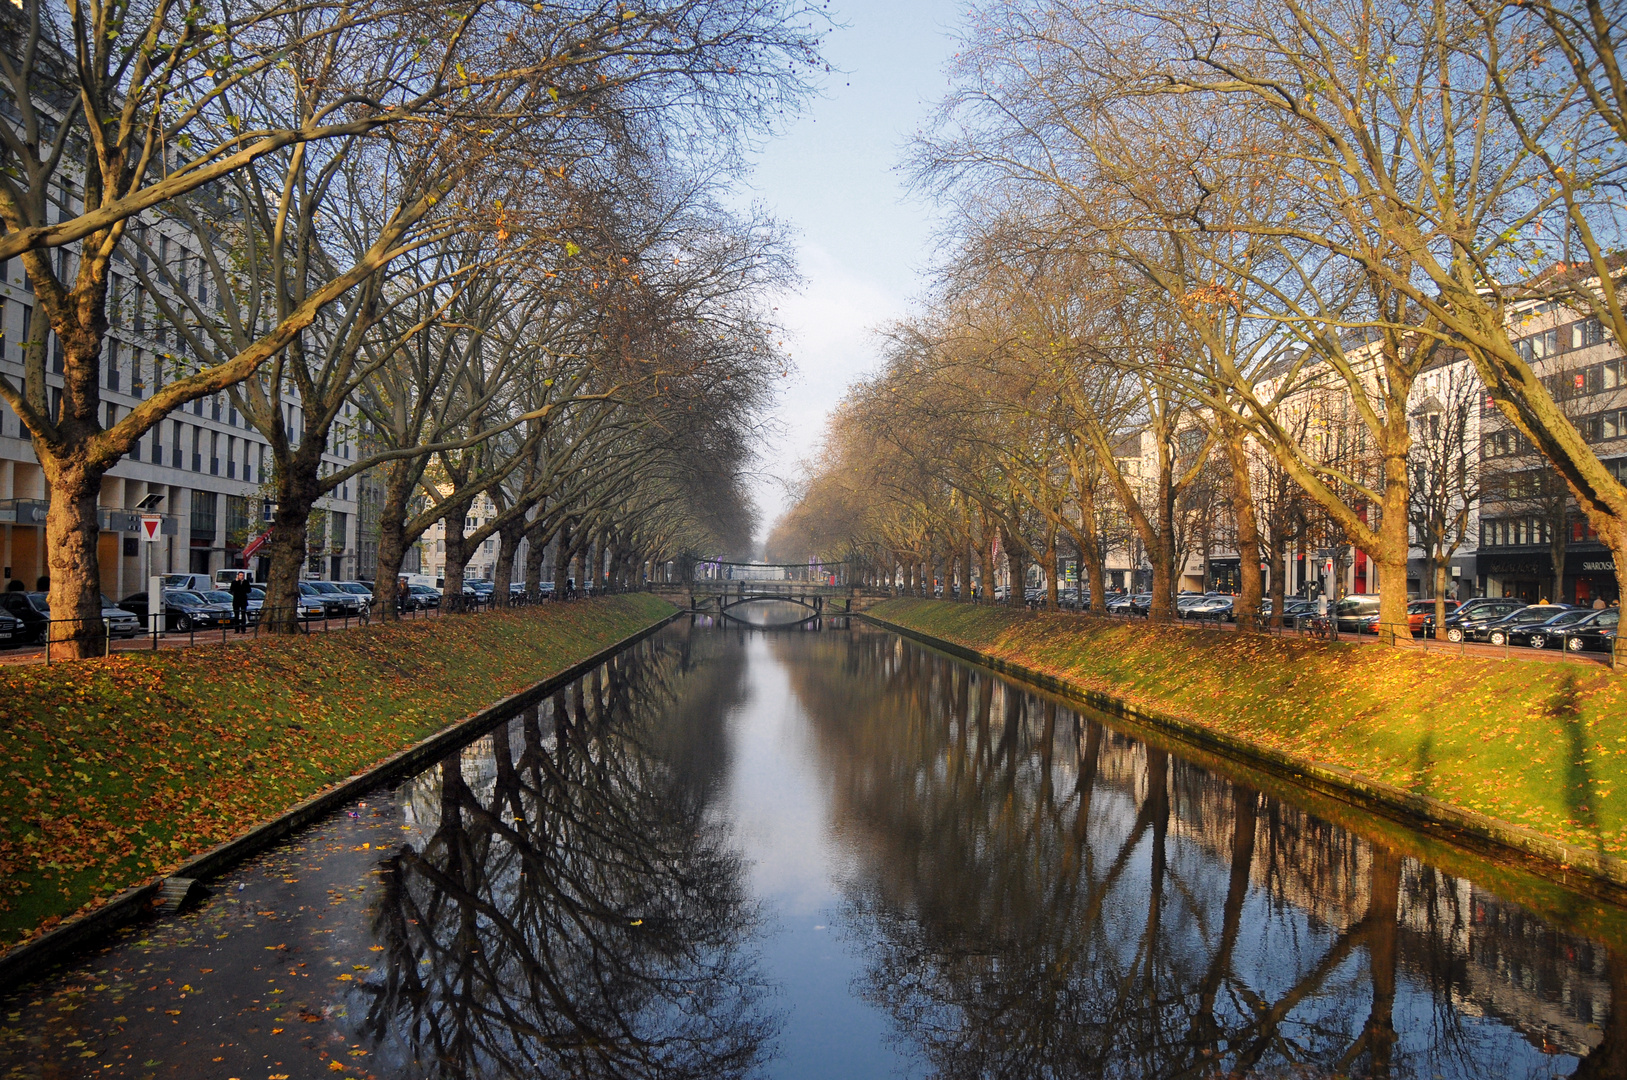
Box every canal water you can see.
[4,608,1626,1079]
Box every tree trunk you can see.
[262,464,323,633]
[1003,532,1026,608]
[1374,450,1413,646]
[1220,423,1264,630]
[979,538,996,605]
[263,442,330,632]
[1548,511,1568,605]
[443,511,470,612]
[1150,475,1178,623]
[1267,534,1286,630]
[1076,487,1108,616]
[553,522,573,597]
[523,518,551,595]
[1433,557,1450,641]
[369,460,421,622]
[492,520,525,603]
[41,456,108,659]
[1044,534,1060,609]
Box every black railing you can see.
[0,585,608,667]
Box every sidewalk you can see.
[0,604,458,667]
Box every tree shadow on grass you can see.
[1553,671,1603,851]
[1408,730,1436,799]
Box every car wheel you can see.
[1446,627,1464,643]
[1567,636,1586,652]
[175,614,192,632]
[1529,633,1547,650]
[1489,630,1506,646]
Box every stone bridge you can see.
[648,580,893,620]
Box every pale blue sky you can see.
[741,1,964,539]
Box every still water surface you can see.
[4,609,1626,1078]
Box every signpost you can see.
[136,494,165,637]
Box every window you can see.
[1605,360,1625,390]
[226,495,250,539]
[1574,318,1607,349]
[190,490,218,540]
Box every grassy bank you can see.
[0,594,674,949]
[871,598,1627,863]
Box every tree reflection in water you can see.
[784,633,1624,1079]
[356,634,778,1079]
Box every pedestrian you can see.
[1595,596,1607,610]
[229,571,251,633]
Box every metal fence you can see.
[881,590,1613,667]
[0,586,598,666]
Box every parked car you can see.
[334,582,375,606]
[1189,596,1234,620]
[1176,594,1210,616]
[538,581,556,597]
[1477,604,1573,646]
[301,580,364,618]
[1507,607,1598,649]
[1561,609,1621,653]
[0,610,21,645]
[0,591,141,642]
[199,588,263,625]
[1404,599,1460,637]
[406,584,442,609]
[1443,598,1526,642]
[1332,594,1382,634]
[119,589,234,631]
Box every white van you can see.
[402,574,441,592]
[213,569,257,589]
[162,573,218,593]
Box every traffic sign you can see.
[140,515,163,542]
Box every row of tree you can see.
[1,0,825,655]
[769,0,1627,664]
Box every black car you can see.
[1508,607,1597,650]
[1476,604,1573,646]
[0,610,21,646]
[119,589,234,632]
[1561,608,1621,653]
[1443,598,1526,643]
[302,580,364,617]
[0,591,139,642]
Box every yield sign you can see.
[140,515,163,542]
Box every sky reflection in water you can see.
[3,611,1624,1079]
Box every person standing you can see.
[229,572,251,633]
